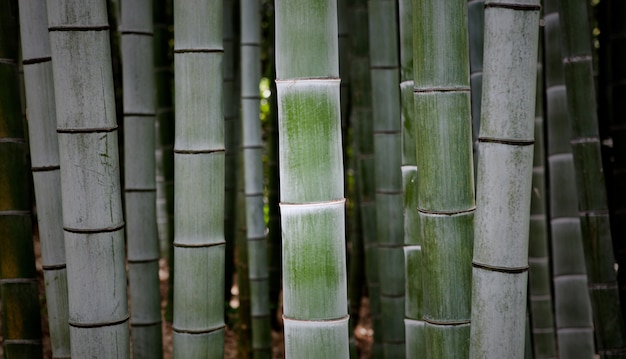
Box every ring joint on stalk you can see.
[578,209,610,217]
[173,147,225,154]
[422,318,471,326]
[275,77,341,84]
[0,278,38,284]
[173,241,226,248]
[131,319,162,327]
[120,30,153,36]
[0,210,30,216]
[56,125,118,134]
[127,257,160,264]
[484,2,541,11]
[22,56,52,65]
[472,261,529,273]
[0,137,25,143]
[124,112,156,117]
[42,264,67,271]
[417,207,476,216]
[0,58,17,65]
[32,165,60,172]
[173,48,224,54]
[2,339,43,345]
[69,314,129,328]
[172,324,226,335]
[570,136,600,145]
[125,188,157,193]
[63,222,125,234]
[413,86,471,93]
[478,137,534,146]
[48,25,110,32]
[282,314,350,323]
[279,198,347,207]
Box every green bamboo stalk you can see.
[47,0,129,356]
[470,1,540,358]
[0,1,43,357]
[543,1,595,356]
[526,16,558,358]
[399,0,423,356]
[558,0,626,356]
[348,0,382,355]
[172,0,225,356]
[367,1,405,356]
[18,0,71,357]
[468,0,484,164]
[236,152,252,358]
[153,0,175,323]
[121,0,163,357]
[240,1,272,356]
[413,0,474,357]
[275,0,349,356]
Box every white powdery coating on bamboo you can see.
[283,316,350,359]
[281,200,347,320]
[47,0,108,27]
[122,39,156,115]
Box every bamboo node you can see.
[472,261,528,273]
[68,314,129,328]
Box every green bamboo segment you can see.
[542,2,595,356]
[0,11,44,351]
[47,0,129,356]
[367,0,405,354]
[413,0,474,356]
[527,17,557,358]
[240,1,271,355]
[121,0,163,356]
[348,0,381,354]
[470,0,540,357]
[558,0,626,356]
[276,0,348,354]
[17,0,71,356]
[172,0,225,356]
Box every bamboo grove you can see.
[2,0,626,358]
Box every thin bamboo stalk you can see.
[275,0,349,356]
[367,0,405,355]
[0,2,43,357]
[240,1,272,357]
[47,0,130,356]
[543,1,595,356]
[18,0,70,356]
[399,0,423,356]
[470,1,540,357]
[468,0,484,164]
[348,0,382,355]
[413,0,474,356]
[558,0,626,356]
[172,0,225,356]
[526,16,558,358]
[121,0,163,357]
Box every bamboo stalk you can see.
[558,0,626,356]
[47,0,130,356]
[470,1,540,357]
[413,0,475,357]
[275,0,349,356]
[17,0,71,356]
[240,1,272,356]
[367,0,405,355]
[468,0,484,165]
[172,0,225,356]
[0,2,43,357]
[121,0,163,356]
[543,1,595,356]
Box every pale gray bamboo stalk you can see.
[47,0,129,356]
[399,0,423,355]
[367,0,405,356]
[240,0,272,357]
[121,0,163,357]
[18,0,70,356]
[470,1,541,357]
[543,1,595,356]
[172,0,225,357]
[558,0,626,356]
[276,0,349,356]
[413,0,475,356]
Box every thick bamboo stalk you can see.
[0,2,43,357]
[413,0,474,357]
[121,0,163,357]
[47,0,129,356]
[558,0,626,356]
[17,0,71,356]
[367,1,405,356]
[275,0,349,356]
[470,1,540,358]
[526,16,558,358]
[543,1,595,356]
[240,0,272,356]
[172,0,225,356]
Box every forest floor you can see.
[0,234,374,358]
